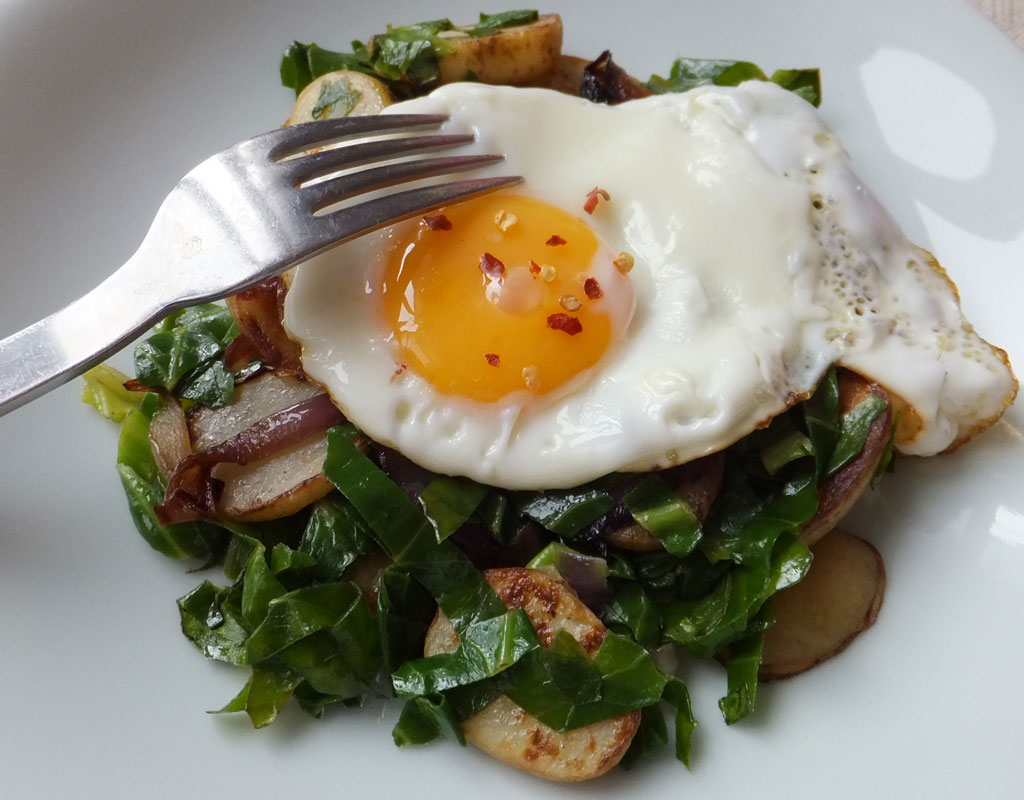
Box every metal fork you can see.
[0,114,520,417]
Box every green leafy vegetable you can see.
[663,533,810,659]
[81,364,146,422]
[133,304,238,406]
[281,41,369,95]
[873,422,898,485]
[619,704,669,769]
[216,666,303,728]
[769,68,822,107]
[323,427,507,631]
[240,539,287,626]
[718,623,767,725]
[760,426,815,476]
[647,58,821,107]
[298,495,377,582]
[178,580,250,665]
[500,630,667,731]
[623,474,702,555]
[370,19,456,86]
[603,580,661,649]
[804,368,840,478]
[663,677,698,767]
[418,476,490,542]
[176,359,234,406]
[516,486,614,537]
[392,610,539,696]
[311,76,361,119]
[378,568,437,673]
[647,58,767,93]
[468,9,539,36]
[826,392,887,476]
[393,693,466,746]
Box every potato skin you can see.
[424,568,640,782]
[437,14,563,85]
[760,530,885,681]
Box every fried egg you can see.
[283,82,1016,489]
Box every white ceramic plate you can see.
[1,1,1022,797]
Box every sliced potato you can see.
[285,70,392,126]
[187,373,334,521]
[425,568,639,781]
[801,370,893,547]
[531,54,588,95]
[437,14,562,86]
[759,530,885,681]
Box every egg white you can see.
[283,82,1015,489]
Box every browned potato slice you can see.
[760,530,885,680]
[437,14,562,85]
[531,54,588,94]
[285,70,392,126]
[602,522,660,552]
[424,568,639,781]
[801,370,894,546]
[187,373,333,521]
[605,453,724,552]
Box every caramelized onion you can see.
[581,50,652,105]
[224,277,303,371]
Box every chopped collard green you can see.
[94,303,882,766]
[646,58,821,106]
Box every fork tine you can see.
[314,175,523,246]
[301,153,506,212]
[281,133,476,186]
[262,113,449,159]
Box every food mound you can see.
[85,10,1017,783]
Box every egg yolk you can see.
[378,193,632,403]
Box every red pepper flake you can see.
[583,187,610,215]
[529,260,541,274]
[391,364,407,381]
[484,353,501,367]
[547,313,583,336]
[422,213,452,231]
[546,234,567,246]
[584,277,603,299]
[480,252,505,278]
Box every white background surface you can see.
[1,1,1023,797]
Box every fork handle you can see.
[0,258,164,416]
